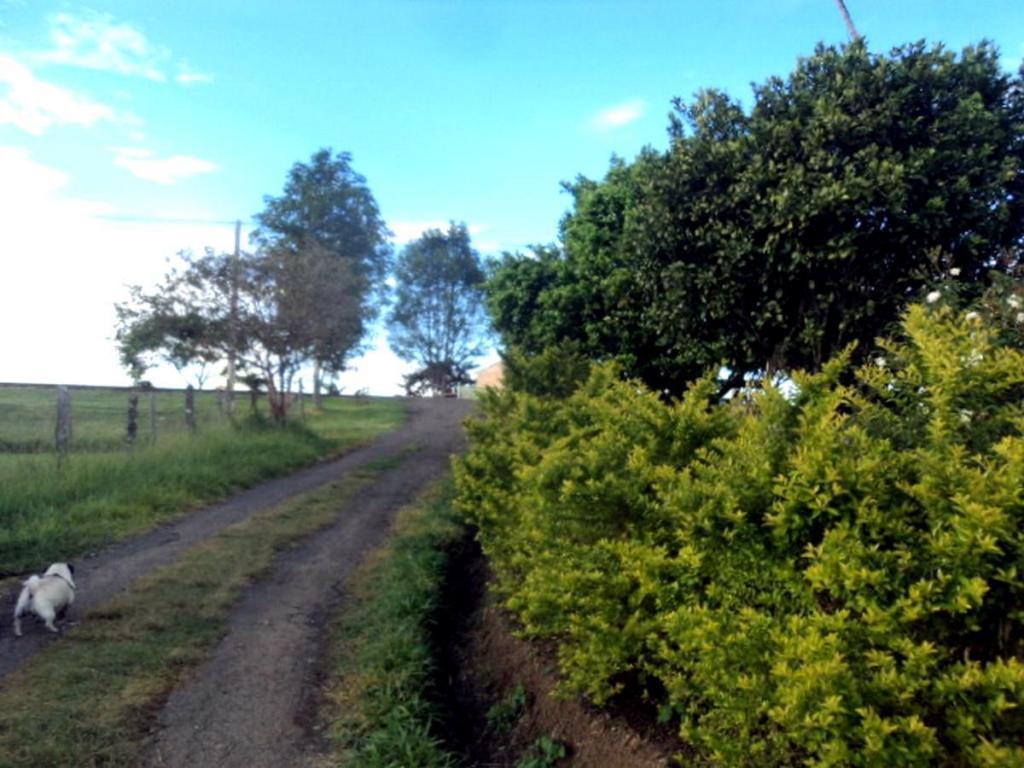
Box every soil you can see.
[0,398,466,681]
[434,540,690,768]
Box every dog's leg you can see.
[36,604,58,633]
[12,591,29,637]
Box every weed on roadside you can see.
[321,480,463,768]
[485,682,528,736]
[515,734,568,768]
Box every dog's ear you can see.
[67,563,75,576]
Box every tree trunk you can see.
[265,367,287,425]
[225,219,241,415]
[313,359,322,409]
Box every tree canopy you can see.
[388,222,489,395]
[488,40,1024,394]
[116,148,390,419]
[253,148,392,383]
[115,249,235,383]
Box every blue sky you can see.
[1,1,1022,393]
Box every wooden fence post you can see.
[185,385,196,433]
[55,386,71,466]
[126,394,138,446]
[149,392,157,445]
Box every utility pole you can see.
[225,219,241,413]
[834,0,861,41]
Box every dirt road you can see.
[0,399,470,701]
[142,397,470,767]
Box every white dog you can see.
[13,562,76,636]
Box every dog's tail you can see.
[14,575,40,621]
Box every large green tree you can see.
[253,148,391,402]
[388,223,489,395]
[488,40,1024,394]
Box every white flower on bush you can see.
[926,290,942,304]
[949,267,961,277]
[874,356,887,368]
[1008,295,1022,310]
[959,409,973,424]
[965,311,980,322]
[1017,311,1024,324]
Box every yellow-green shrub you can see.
[454,304,1024,766]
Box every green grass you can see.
[0,396,405,574]
[0,467,390,768]
[515,735,568,768]
[486,683,527,736]
[322,480,464,767]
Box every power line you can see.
[95,214,257,225]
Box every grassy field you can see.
[0,468,389,767]
[0,393,405,575]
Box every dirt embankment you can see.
[432,533,689,768]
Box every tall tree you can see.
[388,223,489,395]
[253,148,391,404]
[488,40,1024,395]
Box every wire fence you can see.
[0,383,261,456]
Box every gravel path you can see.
[142,397,470,768]
[0,398,467,682]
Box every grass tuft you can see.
[321,479,464,767]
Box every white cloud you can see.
[176,69,213,86]
[37,12,212,87]
[112,147,217,184]
[0,147,235,387]
[0,146,110,215]
[335,334,417,396]
[590,99,646,131]
[41,12,169,81]
[389,219,448,243]
[0,54,114,134]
